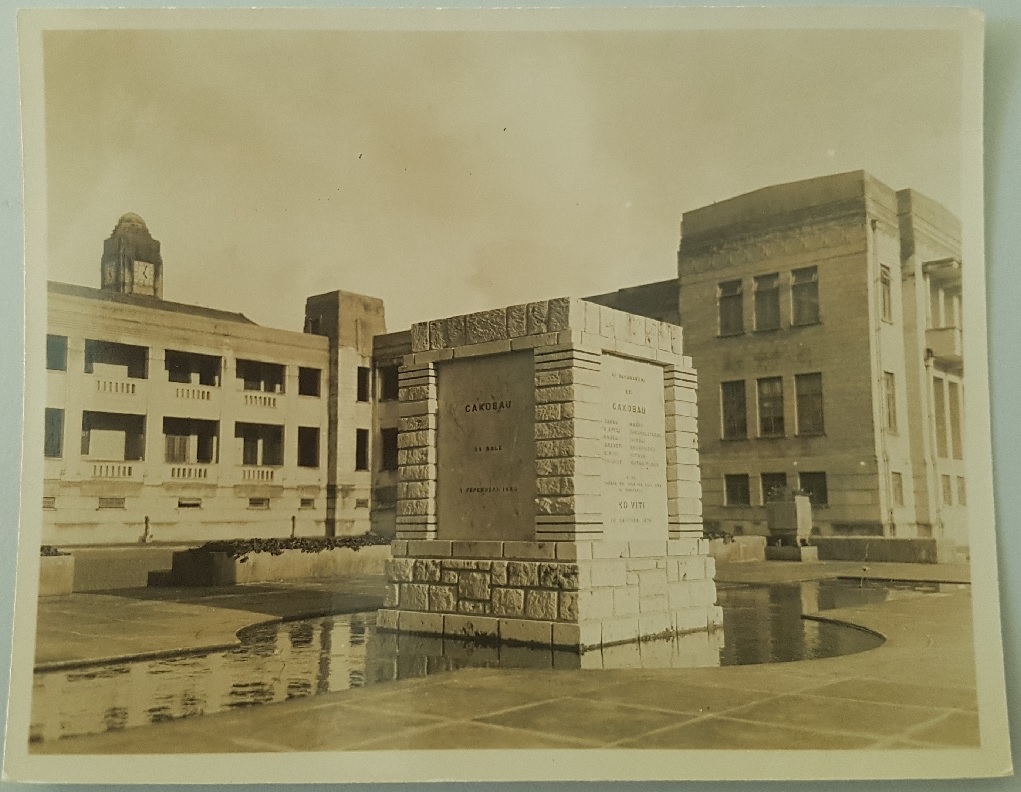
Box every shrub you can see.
[190,533,390,563]
[40,545,68,557]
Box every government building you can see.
[42,170,968,555]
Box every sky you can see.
[42,24,963,333]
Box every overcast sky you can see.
[42,25,962,332]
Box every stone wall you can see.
[378,538,721,650]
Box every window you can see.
[957,476,967,506]
[165,350,220,386]
[880,266,893,322]
[297,427,320,468]
[84,339,148,379]
[298,367,321,397]
[892,472,905,506]
[42,496,55,510]
[81,411,146,460]
[355,428,369,471]
[718,280,744,336]
[379,366,400,401]
[236,359,285,393]
[177,498,202,509]
[941,474,953,506]
[356,498,370,509]
[46,335,68,371]
[235,422,284,466]
[933,376,948,457]
[754,273,780,331]
[248,497,270,510]
[44,408,64,458]
[380,427,399,471]
[714,380,746,440]
[884,372,898,433]
[948,381,963,460]
[795,373,824,435]
[757,377,785,437]
[724,474,750,506]
[357,367,371,402]
[300,498,316,509]
[165,435,189,464]
[791,266,820,326]
[163,418,217,464]
[799,472,828,506]
[761,473,788,503]
[98,497,126,509]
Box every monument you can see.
[377,297,721,650]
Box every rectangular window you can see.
[98,497,126,509]
[380,427,399,471]
[42,496,56,510]
[236,359,285,393]
[84,339,148,379]
[884,372,898,434]
[795,373,824,436]
[165,350,221,386]
[81,411,146,461]
[297,426,320,468]
[799,472,828,506]
[300,498,316,509]
[165,434,190,464]
[379,366,400,401]
[761,473,788,503]
[248,497,270,510]
[892,472,905,506]
[933,376,948,457]
[948,381,963,460]
[957,476,967,506]
[355,428,369,471]
[720,381,747,440]
[357,367,371,402]
[880,265,893,322]
[46,335,68,371]
[177,498,202,509]
[757,377,785,437]
[235,422,284,466]
[164,417,218,464]
[941,474,953,506]
[724,474,750,506]
[356,498,370,509]
[791,266,820,326]
[298,367,321,397]
[718,280,743,336]
[44,408,64,458]
[754,273,781,331]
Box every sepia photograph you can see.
[2,5,1013,784]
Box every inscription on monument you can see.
[435,352,536,540]
[602,355,668,542]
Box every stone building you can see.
[42,214,381,545]
[590,171,967,552]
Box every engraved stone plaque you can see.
[602,355,668,542]
[435,351,536,540]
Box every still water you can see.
[30,580,950,744]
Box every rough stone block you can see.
[506,304,528,337]
[386,558,415,582]
[534,420,575,441]
[525,590,558,620]
[526,301,550,334]
[399,464,438,482]
[383,584,400,607]
[398,447,435,467]
[412,558,441,582]
[391,540,409,557]
[507,561,539,587]
[457,571,491,601]
[401,583,431,611]
[396,499,434,517]
[410,323,430,352]
[491,560,508,585]
[375,609,399,631]
[500,618,553,646]
[429,585,458,612]
[457,600,490,615]
[445,614,499,639]
[400,610,444,634]
[466,308,508,344]
[399,481,436,501]
[538,562,579,590]
[534,403,561,422]
[558,591,579,621]
[492,587,525,616]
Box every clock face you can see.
[133,260,155,289]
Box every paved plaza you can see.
[27,560,980,753]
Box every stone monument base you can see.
[377,538,723,651]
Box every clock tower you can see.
[100,213,163,299]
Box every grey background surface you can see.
[0,0,1016,789]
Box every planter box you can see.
[813,537,953,564]
[167,544,391,586]
[766,495,813,543]
[39,555,75,596]
[765,545,819,562]
[708,536,766,563]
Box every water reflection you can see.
[32,580,945,744]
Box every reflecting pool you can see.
[30,579,956,744]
